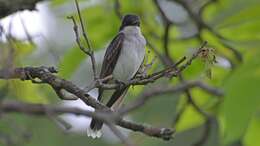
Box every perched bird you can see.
[87,14,146,138]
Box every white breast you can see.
[113,26,146,82]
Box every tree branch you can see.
[0,1,225,143]
[0,100,174,140]
[118,80,223,114]
[0,66,176,140]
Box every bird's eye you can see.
[134,22,140,26]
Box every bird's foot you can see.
[115,79,126,89]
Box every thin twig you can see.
[114,0,123,19]
[172,99,188,126]
[163,22,171,57]
[152,3,211,133]
[69,0,98,79]
[67,15,98,80]
[146,40,173,66]
[153,0,173,58]
[198,0,218,17]
[177,41,207,73]
[118,80,223,114]
[74,0,92,51]
[193,119,211,146]
[152,3,218,144]
[173,0,242,62]
[67,16,87,54]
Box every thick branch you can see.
[0,67,174,140]
[1,100,98,118]
[0,100,174,140]
[0,41,204,139]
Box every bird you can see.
[87,14,146,138]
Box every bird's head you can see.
[119,14,140,31]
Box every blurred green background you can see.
[0,0,260,146]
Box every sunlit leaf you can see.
[175,105,205,132]
[8,80,48,103]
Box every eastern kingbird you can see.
[87,14,146,138]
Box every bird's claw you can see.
[115,79,126,89]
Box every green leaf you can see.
[58,46,86,78]
[176,105,205,132]
[244,116,260,146]
[222,48,260,144]
[8,80,48,103]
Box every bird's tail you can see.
[86,88,103,138]
[86,88,127,138]
[87,115,103,138]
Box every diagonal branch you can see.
[118,80,223,114]
[0,66,175,140]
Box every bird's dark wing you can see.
[99,33,125,79]
[97,33,125,101]
[106,87,128,107]
[90,33,125,131]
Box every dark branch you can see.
[106,123,135,146]
[118,80,223,114]
[118,119,174,141]
[193,118,212,146]
[0,66,175,140]
[114,0,123,19]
